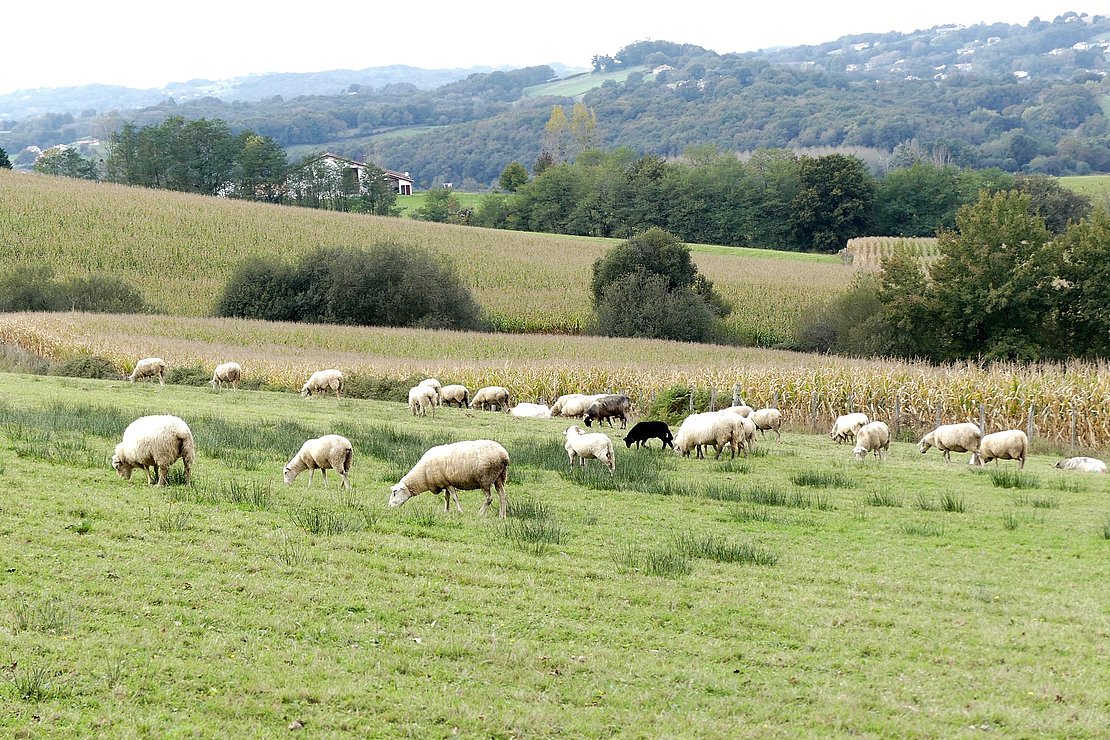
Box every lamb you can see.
[112,414,195,486]
[623,421,673,449]
[418,378,442,405]
[284,434,353,490]
[300,369,343,399]
[408,384,437,418]
[749,408,783,442]
[673,411,741,459]
[852,421,891,461]
[970,429,1028,469]
[918,422,981,463]
[389,439,509,517]
[440,384,470,408]
[551,393,606,418]
[830,413,869,444]
[128,357,166,386]
[583,394,633,429]
[470,386,511,412]
[563,426,616,475]
[1053,456,1107,474]
[510,402,553,418]
[210,361,242,390]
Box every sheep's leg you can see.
[446,486,462,513]
[478,485,492,516]
[156,465,168,486]
[321,469,329,488]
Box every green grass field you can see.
[523,67,653,99]
[1,371,1108,735]
[1059,174,1110,202]
[392,190,487,217]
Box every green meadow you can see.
[1,372,1108,736]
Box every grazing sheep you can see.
[418,378,442,405]
[673,411,741,460]
[210,361,242,390]
[408,384,437,418]
[830,413,869,444]
[440,384,470,408]
[722,404,753,418]
[970,429,1028,469]
[389,439,509,517]
[510,402,553,419]
[918,422,981,463]
[551,393,606,418]
[470,386,511,412]
[128,357,166,386]
[283,434,353,490]
[623,421,673,450]
[1054,456,1107,474]
[750,408,783,442]
[730,413,757,455]
[563,426,616,475]
[583,394,633,429]
[852,421,891,461]
[112,415,195,486]
[301,369,343,399]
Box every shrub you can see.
[0,266,145,313]
[167,365,211,386]
[53,354,119,379]
[216,244,484,330]
[342,372,426,402]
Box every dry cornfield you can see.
[844,236,940,269]
[0,170,847,346]
[3,312,1107,451]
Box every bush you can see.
[167,365,211,386]
[0,267,146,314]
[216,244,484,330]
[0,344,53,375]
[53,354,120,379]
[342,372,426,402]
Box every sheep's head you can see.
[111,453,132,480]
[852,446,868,461]
[564,426,584,438]
[388,483,413,508]
[918,436,933,454]
[299,385,311,397]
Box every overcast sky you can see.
[0,1,1096,95]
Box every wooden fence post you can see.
[689,389,695,413]
[732,384,739,407]
[979,402,986,434]
[894,395,901,438]
[935,401,943,428]
[1026,404,1035,441]
[1070,405,1078,449]
[709,389,717,412]
[810,391,818,435]
[773,390,780,409]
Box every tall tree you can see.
[498,161,529,192]
[1045,208,1110,358]
[0,147,11,169]
[928,190,1054,361]
[790,154,876,252]
[33,148,98,179]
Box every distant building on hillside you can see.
[286,152,414,199]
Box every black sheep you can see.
[623,420,673,449]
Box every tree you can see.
[233,132,288,202]
[33,147,98,180]
[569,102,599,153]
[541,105,572,163]
[928,190,1054,361]
[872,163,961,237]
[533,150,556,177]
[1046,208,1110,358]
[411,187,458,222]
[0,147,11,169]
[1012,173,1091,234]
[790,154,876,252]
[498,161,528,192]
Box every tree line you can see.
[464,147,1092,252]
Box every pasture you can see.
[1,371,1108,736]
[0,169,846,344]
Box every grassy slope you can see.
[0,170,846,342]
[1059,174,1110,200]
[1,372,1108,736]
[522,67,653,98]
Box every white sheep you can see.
[724,412,756,456]
[300,369,343,399]
[389,439,509,517]
[551,393,605,418]
[418,378,442,405]
[510,402,553,419]
[852,421,891,461]
[470,386,511,412]
[283,434,353,490]
[830,412,869,444]
[563,426,616,475]
[918,422,981,463]
[408,384,437,418]
[210,361,242,390]
[673,411,740,459]
[749,408,783,442]
[970,429,1028,469]
[723,404,753,418]
[112,414,195,486]
[440,384,470,408]
[128,357,166,386]
[1053,456,1107,474]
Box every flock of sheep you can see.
[112,359,1109,517]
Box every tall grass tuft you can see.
[288,506,365,535]
[642,548,692,578]
[902,521,947,537]
[792,469,855,489]
[506,496,551,520]
[988,469,1041,490]
[499,518,567,555]
[1100,518,1110,540]
[12,664,55,701]
[12,599,72,634]
[865,489,902,507]
[939,492,967,513]
[673,532,778,565]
